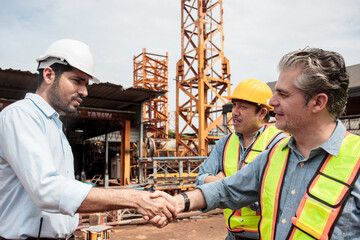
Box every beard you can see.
[48,79,82,113]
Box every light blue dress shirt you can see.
[197,120,360,240]
[196,125,287,239]
[0,93,92,239]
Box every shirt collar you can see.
[25,93,59,119]
[283,120,347,157]
[235,124,266,140]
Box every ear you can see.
[258,107,268,121]
[311,93,328,113]
[42,67,55,85]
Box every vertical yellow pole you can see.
[120,120,131,185]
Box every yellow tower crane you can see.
[176,0,231,157]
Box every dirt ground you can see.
[76,211,228,240]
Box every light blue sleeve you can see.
[196,135,230,186]
[197,149,268,212]
[0,105,91,216]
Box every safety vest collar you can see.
[243,124,285,166]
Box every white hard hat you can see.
[36,39,100,83]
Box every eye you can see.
[276,91,287,98]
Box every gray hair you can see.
[278,48,349,119]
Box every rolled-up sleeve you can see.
[197,150,266,212]
[59,179,92,215]
[196,135,229,186]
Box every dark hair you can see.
[278,47,349,119]
[37,63,74,88]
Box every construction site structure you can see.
[176,0,231,157]
[133,48,169,151]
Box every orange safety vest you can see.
[223,124,285,233]
[260,132,360,240]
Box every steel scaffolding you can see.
[134,48,169,149]
[176,0,231,156]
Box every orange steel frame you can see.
[176,0,231,156]
[134,48,169,148]
[120,120,131,185]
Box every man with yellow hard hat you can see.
[196,78,288,240]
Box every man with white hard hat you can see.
[0,39,175,239]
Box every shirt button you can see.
[282,218,287,224]
[291,189,296,195]
[300,162,304,167]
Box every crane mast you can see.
[176,0,231,156]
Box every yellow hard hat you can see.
[224,78,273,110]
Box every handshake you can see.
[134,190,190,228]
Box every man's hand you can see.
[215,171,226,179]
[204,171,225,183]
[134,190,176,226]
[147,191,180,228]
[135,190,176,221]
[149,189,207,228]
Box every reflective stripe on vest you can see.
[242,125,285,167]
[259,137,290,240]
[260,133,360,240]
[223,125,285,232]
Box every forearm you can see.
[176,189,207,213]
[78,188,176,224]
[77,188,142,213]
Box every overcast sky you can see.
[1,0,359,112]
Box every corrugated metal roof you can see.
[0,68,167,139]
[348,64,360,89]
[0,68,38,101]
[0,68,166,112]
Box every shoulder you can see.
[0,99,45,129]
[2,99,40,116]
[215,133,233,146]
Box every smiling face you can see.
[47,68,89,113]
[231,100,266,134]
[269,67,312,134]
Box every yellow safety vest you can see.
[260,132,360,240]
[223,124,285,233]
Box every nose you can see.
[269,94,278,108]
[79,84,88,98]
